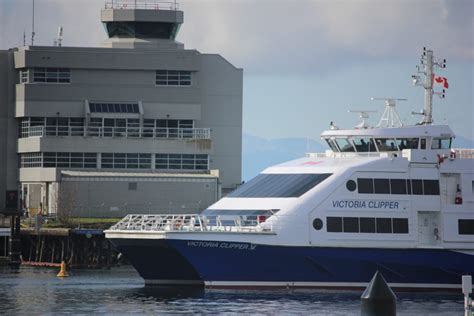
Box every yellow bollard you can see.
[57,261,69,278]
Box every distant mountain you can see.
[242,134,326,181]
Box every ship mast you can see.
[412,47,447,125]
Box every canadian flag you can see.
[432,74,449,89]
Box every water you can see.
[0,266,465,315]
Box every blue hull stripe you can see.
[109,238,474,288]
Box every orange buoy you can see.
[57,261,69,277]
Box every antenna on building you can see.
[348,110,377,129]
[23,31,26,46]
[55,26,64,47]
[31,0,35,45]
[372,97,406,128]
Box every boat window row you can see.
[228,173,332,198]
[458,219,474,235]
[350,178,440,195]
[324,137,452,153]
[326,217,409,234]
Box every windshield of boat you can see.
[227,173,332,198]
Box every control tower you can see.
[101,1,184,49]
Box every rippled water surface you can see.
[0,266,465,315]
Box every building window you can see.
[128,182,137,191]
[101,153,151,169]
[20,69,29,83]
[20,152,97,168]
[89,102,139,113]
[33,68,70,83]
[20,153,43,168]
[156,70,191,86]
[155,154,209,171]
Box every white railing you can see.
[108,214,274,234]
[104,0,179,10]
[306,151,390,159]
[454,149,474,159]
[21,126,211,140]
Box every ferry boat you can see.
[105,48,474,290]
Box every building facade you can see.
[0,2,243,217]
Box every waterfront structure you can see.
[106,49,474,290]
[0,1,243,217]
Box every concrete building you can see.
[0,1,243,218]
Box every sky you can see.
[0,0,473,141]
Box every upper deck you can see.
[320,124,455,154]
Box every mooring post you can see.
[8,214,21,268]
[360,271,397,316]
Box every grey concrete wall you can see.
[14,47,200,71]
[61,177,218,218]
[199,55,243,189]
[18,137,212,155]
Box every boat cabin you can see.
[320,125,454,153]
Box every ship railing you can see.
[109,214,273,233]
[306,151,390,158]
[20,126,211,140]
[453,148,474,159]
[104,0,179,11]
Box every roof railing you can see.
[104,0,179,11]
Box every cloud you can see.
[1,0,472,75]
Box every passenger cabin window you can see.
[375,139,398,152]
[357,177,439,196]
[431,138,452,149]
[227,173,332,198]
[458,219,474,235]
[420,138,427,149]
[395,138,419,150]
[353,137,377,152]
[335,138,355,152]
[326,217,408,234]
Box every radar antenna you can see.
[348,110,377,129]
[371,97,406,128]
[411,47,447,125]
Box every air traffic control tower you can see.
[101,2,183,49]
[0,1,243,218]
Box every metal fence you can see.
[21,126,211,140]
[104,0,179,10]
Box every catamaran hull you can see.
[109,238,474,290]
